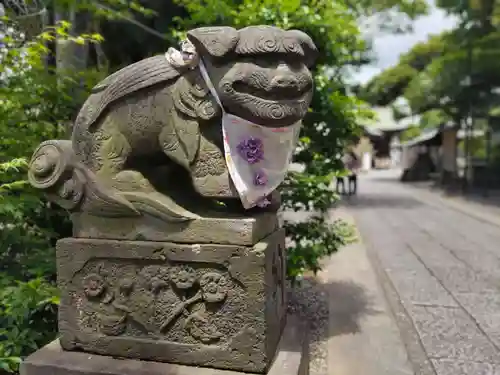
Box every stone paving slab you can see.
[399,202,500,257]
[355,211,457,308]
[407,180,500,239]
[453,292,500,349]
[451,250,500,278]
[380,211,500,296]
[347,170,500,375]
[387,269,459,308]
[408,305,500,363]
[431,359,500,375]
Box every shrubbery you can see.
[0,19,103,372]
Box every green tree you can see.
[361,0,500,130]
[360,33,447,106]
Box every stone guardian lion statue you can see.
[27,26,318,221]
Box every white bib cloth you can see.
[198,59,300,209]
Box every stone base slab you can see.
[21,315,308,375]
[71,212,280,245]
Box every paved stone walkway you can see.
[348,170,500,375]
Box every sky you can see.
[353,1,458,84]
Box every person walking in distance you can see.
[346,151,360,195]
[337,151,359,196]
[336,154,347,195]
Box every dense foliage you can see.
[0,18,104,373]
[0,0,427,372]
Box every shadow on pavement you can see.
[338,194,422,209]
[361,175,402,183]
[327,280,379,336]
[412,181,500,213]
[288,277,379,344]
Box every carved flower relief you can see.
[83,273,106,298]
[200,272,228,303]
[186,311,223,344]
[149,277,168,294]
[138,265,170,294]
[170,266,197,290]
[99,314,127,336]
[118,278,135,296]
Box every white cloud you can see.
[353,2,458,84]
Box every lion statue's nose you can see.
[271,74,298,89]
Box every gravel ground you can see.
[287,277,329,375]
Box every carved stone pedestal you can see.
[21,224,309,375]
[56,230,286,373]
[20,223,307,375]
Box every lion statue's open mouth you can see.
[219,72,314,127]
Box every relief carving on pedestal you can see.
[74,261,243,345]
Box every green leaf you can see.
[0,361,13,373]
[281,0,300,13]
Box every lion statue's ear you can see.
[287,29,318,67]
[187,27,239,59]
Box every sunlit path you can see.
[348,170,500,375]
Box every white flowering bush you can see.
[0,22,28,79]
